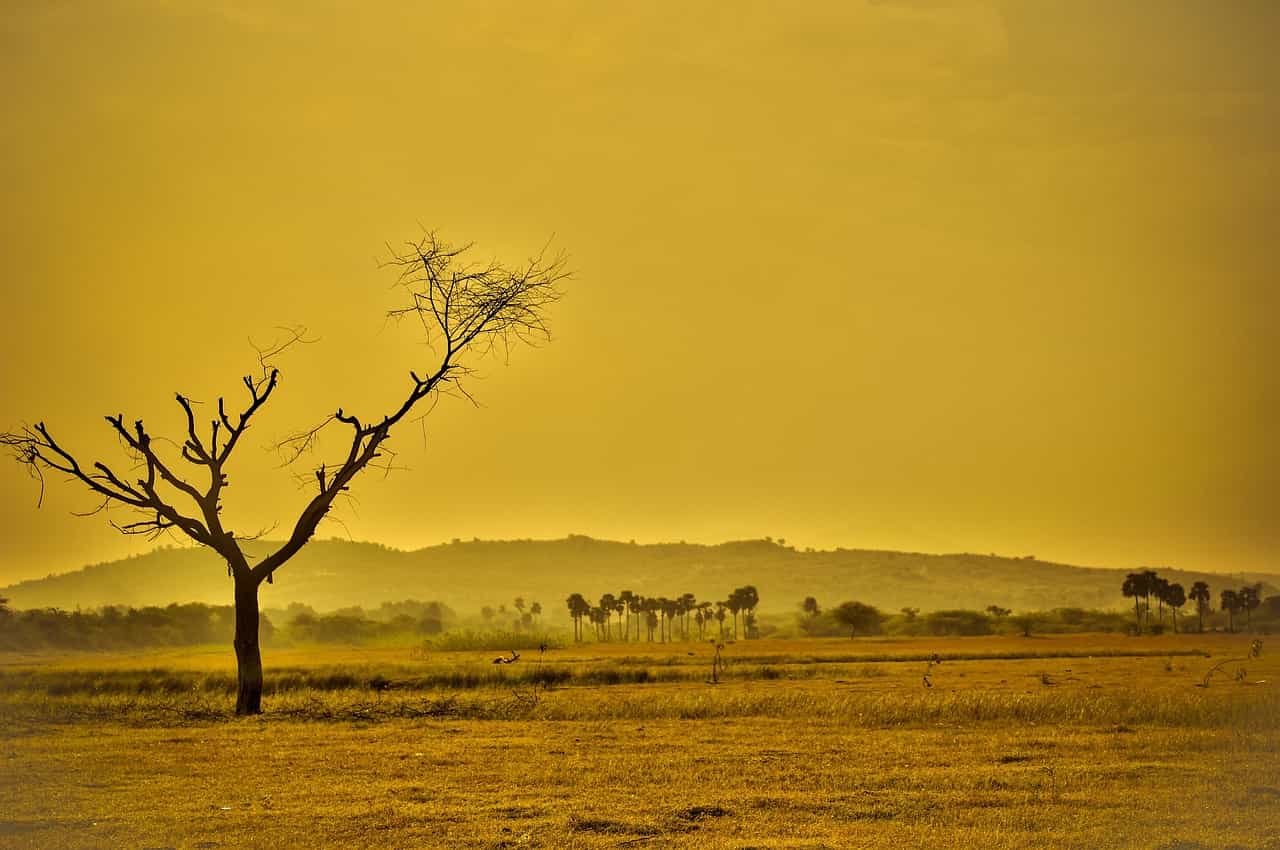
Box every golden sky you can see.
[1,0,1277,584]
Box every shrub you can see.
[923,610,993,636]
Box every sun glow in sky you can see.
[1,0,1277,583]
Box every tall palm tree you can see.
[629,594,644,642]
[679,593,697,640]
[1220,589,1240,633]
[739,585,760,620]
[565,593,589,642]
[613,596,626,639]
[618,590,635,641]
[1152,576,1171,625]
[600,594,617,640]
[1165,583,1185,634]
[529,601,542,626]
[1241,584,1262,631]
[714,603,727,639]
[654,597,670,642]
[1189,581,1211,632]
[726,593,743,640]
[1140,569,1159,626]
[1122,572,1149,631]
[802,597,821,618]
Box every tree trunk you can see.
[233,577,264,716]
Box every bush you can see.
[923,609,993,636]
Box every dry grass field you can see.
[1,634,1277,849]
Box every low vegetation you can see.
[0,598,456,652]
[1122,569,1272,634]
[0,633,1275,849]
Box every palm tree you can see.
[1165,582,1185,634]
[738,585,760,638]
[1241,584,1262,631]
[612,596,626,640]
[592,606,612,640]
[726,593,743,640]
[530,601,542,626]
[1189,582,1211,632]
[1152,576,1171,625]
[629,594,644,642]
[565,593,590,642]
[696,596,716,637]
[1220,589,1240,633]
[679,593,697,640]
[597,594,616,640]
[802,597,821,618]
[618,590,635,641]
[661,598,679,642]
[645,608,658,642]
[714,602,727,639]
[1122,572,1150,631]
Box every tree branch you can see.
[256,233,565,583]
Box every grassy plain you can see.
[1,634,1277,849]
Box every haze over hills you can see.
[2,537,1275,618]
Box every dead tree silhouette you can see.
[1,232,565,715]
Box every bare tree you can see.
[1,232,565,715]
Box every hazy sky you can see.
[1,0,1277,584]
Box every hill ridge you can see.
[3,536,1275,616]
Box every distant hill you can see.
[3,536,1276,618]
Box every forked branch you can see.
[1,235,563,590]
[262,234,565,583]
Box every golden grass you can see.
[1,633,1277,849]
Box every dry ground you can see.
[1,634,1276,849]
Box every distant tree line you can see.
[275,600,455,643]
[798,599,1143,638]
[0,599,272,651]
[478,597,544,633]
[792,581,1276,640]
[1121,570,1270,634]
[0,597,455,651]
[564,586,760,642]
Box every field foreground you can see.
[1,635,1277,849]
